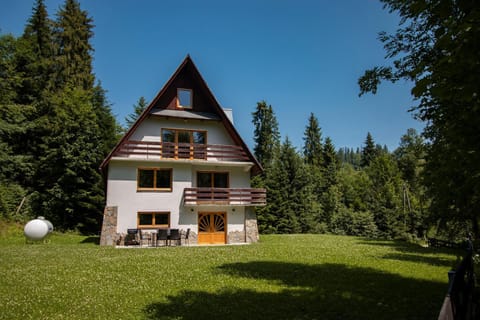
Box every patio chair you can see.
[156,228,169,247]
[184,228,190,246]
[125,229,140,246]
[169,229,181,246]
[139,229,151,247]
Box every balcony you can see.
[113,140,250,162]
[183,188,266,206]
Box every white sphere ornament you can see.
[24,218,50,241]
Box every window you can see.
[197,172,229,188]
[161,129,207,159]
[177,88,192,109]
[137,168,172,191]
[137,212,170,228]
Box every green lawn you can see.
[0,232,461,319]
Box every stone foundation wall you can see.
[245,207,259,243]
[228,230,246,244]
[100,206,118,246]
[183,230,197,245]
[99,205,258,246]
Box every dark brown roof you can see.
[99,55,262,175]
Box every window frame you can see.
[137,211,170,229]
[161,128,207,159]
[197,171,230,188]
[137,167,173,192]
[177,88,193,109]
[161,128,207,145]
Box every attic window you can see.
[177,88,192,109]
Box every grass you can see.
[0,232,463,319]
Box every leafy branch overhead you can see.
[359,0,480,237]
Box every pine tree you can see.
[32,87,104,231]
[361,132,377,168]
[92,83,120,155]
[303,113,323,166]
[30,0,116,232]
[251,100,280,168]
[0,0,118,229]
[125,96,148,128]
[256,136,324,234]
[320,137,340,225]
[54,0,94,90]
[0,35,20,104]
[18,0,54,103]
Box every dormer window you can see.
[177,88,192,109]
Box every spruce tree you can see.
[251,100,280,168]
[18,0,54,103]
[31,0,115,232]
[0,0,118,229]
[92,83,120,155]
[303,113,323,166]
[125,96,148,128]
[54,0,94,90]
[0,37,36,217]
[0,35,20,104]
[360,132,377,168]
[32,87,104,231]
[258,137,323,234]
[320,137,340,225]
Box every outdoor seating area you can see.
[122,228,190,247]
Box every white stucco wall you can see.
[106,115,256,241]
[107,160,251,235]
[130,117,234,145]
[107,161,191,232]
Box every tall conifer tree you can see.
[323,137,338,186]
[54,0,94,90]
[18,0,54,103]
[303,113,323,166]
[30,0,115,232]
[251,100,280,168]
[361,132,377,168]
[92,83,120,155]
[125,96,148,128]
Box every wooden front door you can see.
[198,212,226,244]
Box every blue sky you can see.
[1,0,423,151]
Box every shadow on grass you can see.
[80,236,100,244]
[382,253,458,268]
[358,238,464,268]
[143,261,446,320]
[358,238,464,254]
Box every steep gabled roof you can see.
[100,55,262,175]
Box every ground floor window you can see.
[137,212,170,228]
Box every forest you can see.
[0,0,119,232]
[251,102,428,240]
[1,0,479,241]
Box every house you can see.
[99,56,266,246]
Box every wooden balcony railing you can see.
[113,140,250,162]
[184,188,266,206]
